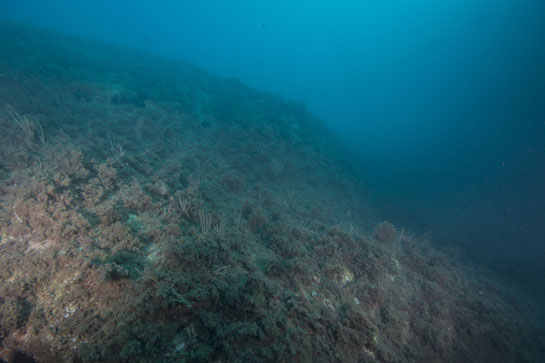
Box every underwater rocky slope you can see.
[0,24,543,362]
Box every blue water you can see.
[1,0,545,356]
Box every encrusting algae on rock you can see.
[0,24,542,362]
